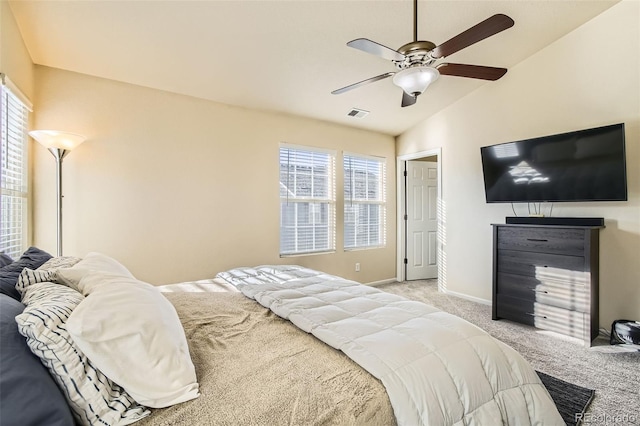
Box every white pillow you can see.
[57,252,134,293]
[15,282,150,425]
[66,271,200,408]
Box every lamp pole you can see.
[49,148,69,257]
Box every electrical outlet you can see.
[355,263,360,272]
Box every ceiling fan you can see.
[332,0,514,107]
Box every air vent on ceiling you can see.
[347,108,369,119]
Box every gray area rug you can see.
[537,371,594,426]
[378,280,640,425]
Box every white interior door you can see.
[406,160,438,280]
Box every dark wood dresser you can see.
[491,223,604,346]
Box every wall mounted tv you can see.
[480,123,627,203]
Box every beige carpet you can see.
[378,280,640,425]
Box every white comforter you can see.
[217,265,563,426]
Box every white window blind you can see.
[1,76,30,259]
[344,154,386,250]
[280,145,335,255]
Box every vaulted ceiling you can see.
[10,0,618,136]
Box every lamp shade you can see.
[29,130,86,151]
[392,66,440,96]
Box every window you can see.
[279,145,335,255]
[344,154,386,249]
[1,75,31,259]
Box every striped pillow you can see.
[15,282,150,426]
[15,256,81,297]
[38,255,83,270]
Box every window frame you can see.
[343,152,387,251]
[0,74,31,259]
[279,143,336,257]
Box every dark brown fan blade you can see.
[431,14,514,59]
[332,72,394,95]
[437,63,507,80]
[347,38,406,62]
[401,91,417,107]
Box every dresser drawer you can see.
[497,249,587,278]
[529,303,587,340]
[496,296,587,339]
[495,295,535,326]
[497,226,585,256]
[497,272,589,312]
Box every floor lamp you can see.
[29,130,86,257]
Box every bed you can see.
[1,250,564,426]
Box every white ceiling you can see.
[10,0,618,136]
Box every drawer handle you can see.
[526,313,548,319]
[531,289,548,294]
[526,238,548,242]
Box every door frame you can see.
[396,148,442,282]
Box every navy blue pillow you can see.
[0,247,52,301]
[0,253,12,268]
[0,294,74,426]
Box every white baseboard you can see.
[442,289,491,306]
[366,278,397,287]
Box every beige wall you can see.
[32,67,396,285]
[397,1,640,328]
[1,0,34,99]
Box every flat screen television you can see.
[480,123,627,203]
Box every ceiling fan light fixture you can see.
[392,66,440,96]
